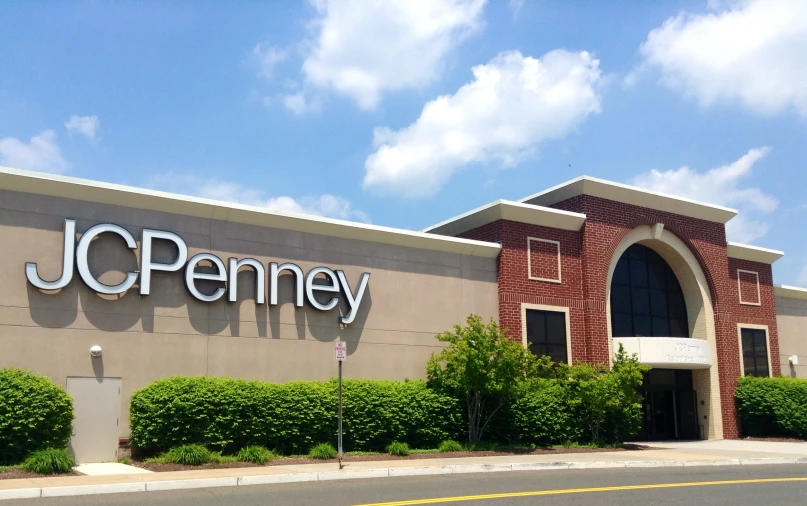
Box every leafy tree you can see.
[426,315,539,442]
[565,344,648,443]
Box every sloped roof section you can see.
[520,175,738,224]
[726,242,784,265]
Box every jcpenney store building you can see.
[1,167,805,461]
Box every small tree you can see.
[426,315,538,442]
[566,344,648,443]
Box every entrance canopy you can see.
[614,337,712,369]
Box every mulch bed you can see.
[0,469,81,480]
[136,444,651,473]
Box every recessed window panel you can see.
[609,244,689,338]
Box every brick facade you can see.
[459,194,780,439]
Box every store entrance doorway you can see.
[639,369,700,440]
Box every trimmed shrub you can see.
[386,441,409,456]
[162,444,212,466]
[237,446,275,465]
[309,443,337,460]
[20,449,75,475]
[0,368,74,465]
[736,376,807,438]
[130,377,462,455]
[511,380,580,446]
[437,440,463,452]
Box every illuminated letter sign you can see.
[25,219,370,325]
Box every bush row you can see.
[735,376,807,438]
[130,372,645,454]
[0,368,74,466]
[129,377,463,454]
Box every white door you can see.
[66,377,121,463]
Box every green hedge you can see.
[130,377,462,454]
[736,376,807,438]
[511,380,581,446]
[0,369,74,465]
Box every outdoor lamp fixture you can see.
[90,345,102,358]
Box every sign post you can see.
[335,341,347,469]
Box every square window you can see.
[650,289,668,317]
[652,317,670,337]
[612,313,633,338]
[526,309,568,363]
[630,259,648,287]
[611,285,631,314]
[613,257,630,286]
[648,261,666,289]
[670,318,688,337]
[633,316,651,337]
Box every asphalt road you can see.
[8,464,807,505]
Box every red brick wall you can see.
[459,220,587,363]
[457,194,780,439]
[550,195,780,438]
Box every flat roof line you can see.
[0,166,502,258]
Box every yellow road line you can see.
[353,477,807,506]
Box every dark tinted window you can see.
[526,309,568,364]
[610,244,689,338]
[741,328,769,377]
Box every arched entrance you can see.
[606,225,723,440]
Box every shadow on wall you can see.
[26,230,370,352]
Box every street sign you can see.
[335,341,347,361]
[335,341,346,469]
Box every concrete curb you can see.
[1,457,804,501]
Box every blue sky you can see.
[1,0,805,284]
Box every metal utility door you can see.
[66,377,121,463]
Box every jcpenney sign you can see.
[25,219,370,325]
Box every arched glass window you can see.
[610,244,688,338]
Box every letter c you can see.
[76,224,139,294]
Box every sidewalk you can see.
[2,441,806,501]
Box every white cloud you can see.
[363,50,602,197]
[281,92,317,115]
[64,115,100,140]
[147,172,369,222]
[0,130,70,173]
[293,0,486,110]
[631,147,778,243]
[637,0,807,116]
[250,44,289,79]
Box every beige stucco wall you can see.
[775,295,807,378]
[0,189,499,437]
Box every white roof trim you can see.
[520,175,738,224]
[424,199,586,236]
[774,285,807,300]
[726,241,784,264]
[0,166,502,258]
